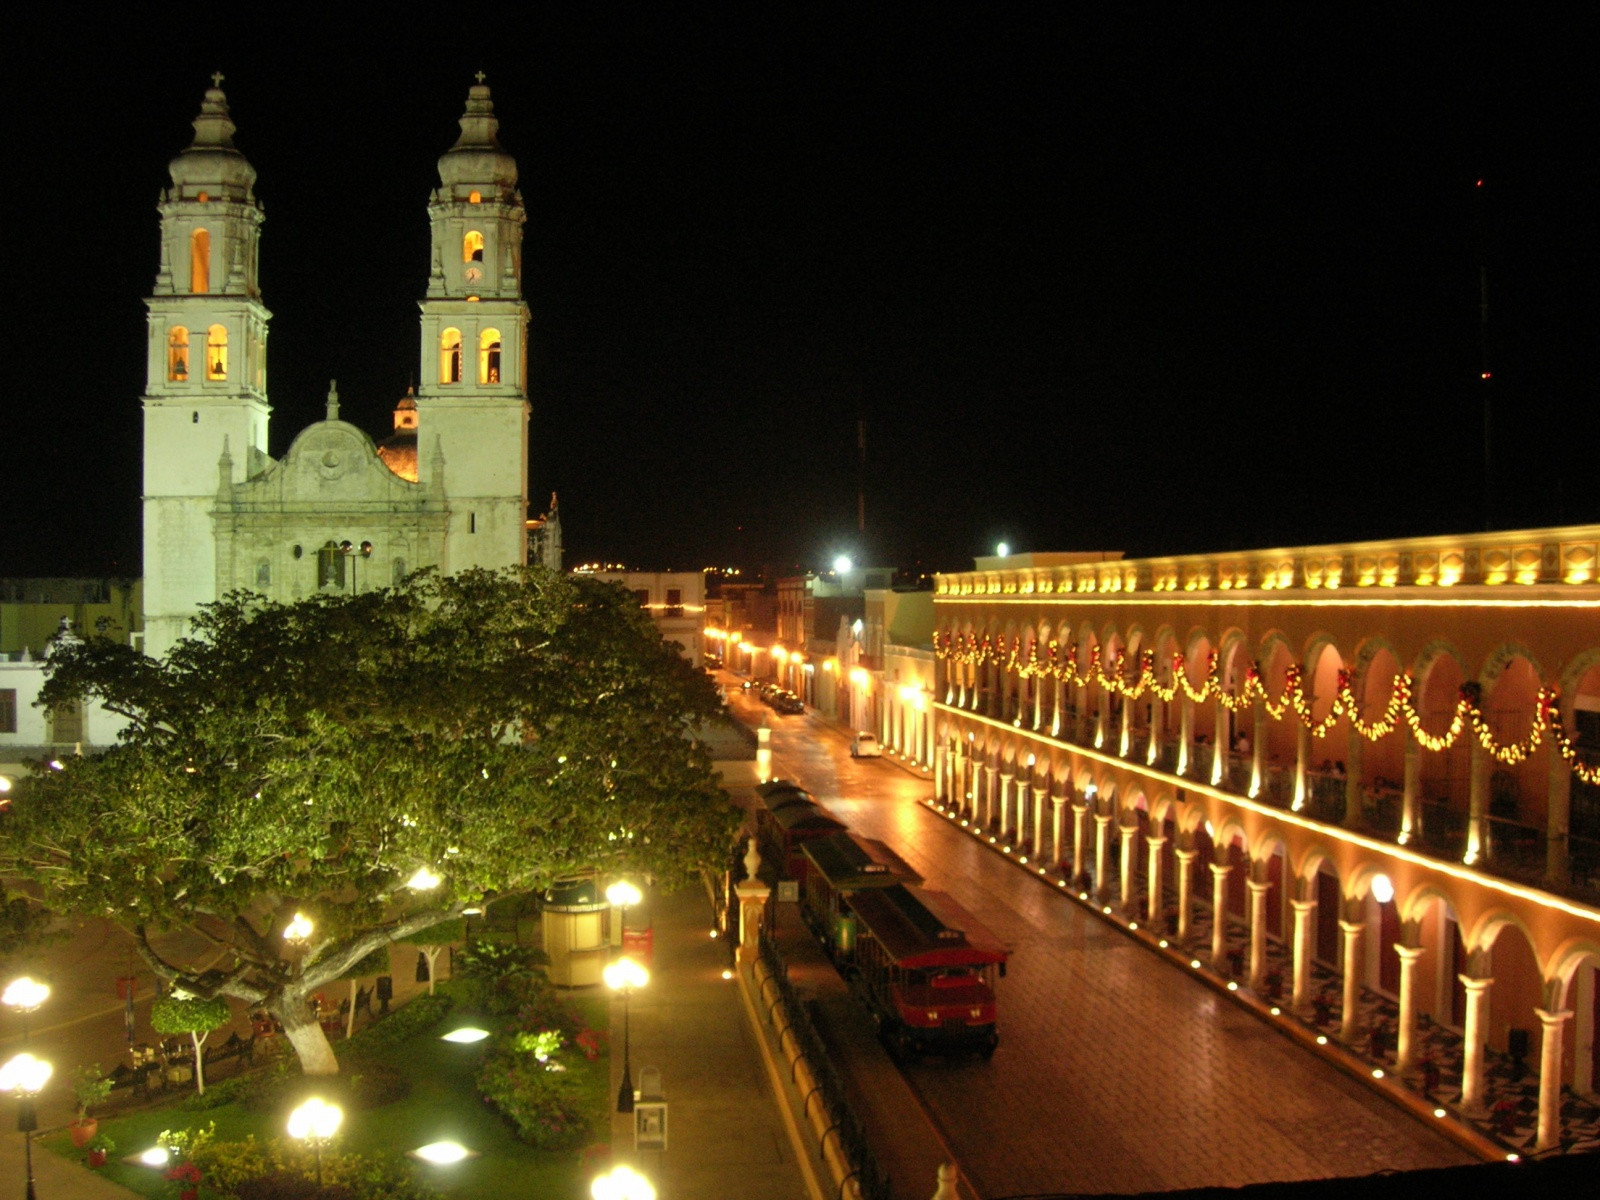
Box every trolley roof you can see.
[801,832,922,891]
[845,884,1009,969]
[769,802,847,837]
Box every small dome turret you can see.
[377,389,420,482]
[168,75,257,199]
[437,78,518,193]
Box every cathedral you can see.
[140,78,558,659]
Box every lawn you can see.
[43,991,613,1199]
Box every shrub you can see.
[192,1137,436,1200]
[476,1048,592,1150]
[341,993,453,1059]
[450,941,550,1016]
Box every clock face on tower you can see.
[464,264,484,285]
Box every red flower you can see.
[165,1162,202,1184]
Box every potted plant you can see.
[165,1160,202,1200]
[69,1064,112,1148]
[86,1131,115,1168]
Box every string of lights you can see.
[932,631,1600,784]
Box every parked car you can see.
[851,732,882,758]
[773,692,805,714]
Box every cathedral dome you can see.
[377,390,420,482]
[168,84,257,197]
[437,82,518,192]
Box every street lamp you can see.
[606,880,641,950]
[287,1097,343,1188]
[2,978,49,1043]
[591,1164,656,1200]
[1,1052,51,1200]
[603,957,649,1113]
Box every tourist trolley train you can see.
[758,779,1010,1061]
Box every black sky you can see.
[4,10,1596,578]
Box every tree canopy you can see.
[0,568,738,1072]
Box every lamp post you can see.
[606,880,641,950]
[591,1164,656,1200]
[2,979,49,1044]
[287,1097,343,1188]
[603,957,649,1113]
[1,1052,51,1200]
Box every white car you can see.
[851,733,882,758]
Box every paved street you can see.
[733,688,1475,1197]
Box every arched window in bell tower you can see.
[463,231,485,263]
[479,329,502,384]
[167,327,190,381]
[190,229,211,294]
[206,325,228,380]
[440,328,463,384]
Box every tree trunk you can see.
[425,947,443,996]
[190,1031,208,1095]
[276,995,340,1076]
[346,979,357,1040]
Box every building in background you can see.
[142,81,531,657]
[586,570,705,663]
[931,525,1600,1152]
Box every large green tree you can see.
[0,568,737,1074]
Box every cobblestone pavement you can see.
[753,704,1475,1197]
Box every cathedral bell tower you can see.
[141,77,273,657]
[415,78,531,571]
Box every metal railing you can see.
[757,930,892,1200]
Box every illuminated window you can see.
[463,231,484,263]
[190,229,210,294]
[666,587,683,617]
[167,326,190,381]
[440,328,462,384]
[197,191,209,203]
[479,329,502,384]
[206,325,228,380]
[468,190,481,204]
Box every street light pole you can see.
[1,1053,51,1200]
[603,957,648,1114]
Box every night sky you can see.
[6,11,1597,579]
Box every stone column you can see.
[1548,741,1573,886]
[934,740,947,804]
[1339,918,1364,1044]
[1210,861,1233,970]
[1251,704,1268,797]
[1031,781,1046,857]
[735,839,770,968]
[998,772,1015,840]
[756,722,772,784]
[1119,821,1137,912]
[1247,878,1270,989]
[1096,688,1111,749]
[1466,740,1489,865]
[1033,675,1045,731]
[1401,732,1421,845]
[1175,848,1197,942]
[1459,974,1494,1113]
[1212,697,1228,787]
[983,765,998,830]
[1120,695,1134,758]
[1051,794,1067,868]
[1178,695,1195,777]
[1291,898,1317,1010]
[1147,695,1165,766]
[1535,1007,1573,1151]
[1051,679,1064,737]
[1093,812,1112,899]
[1076,682,1092,744]
[1292,723,1310,811]
[1071,802,1090,887]
[1146,834,1168,926]
[1394,944,1425,1071]
[1343,725,1365,829]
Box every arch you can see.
[463,230,485,263]
[190,228,210,294]
[478,328,502,384]
[468,190,482,204]
[167,326,190,381]
[205,325,228,380]
[254,560,271,589]
[440,328,463,384]
[1481,641,1546,688]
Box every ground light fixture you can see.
[440,1027,491,1044]
[591,1164,656,1200]
[604,957,649,1113]
[410,1141,477,1165]
[287,1097,343,1188]
[1,1052,51,1200]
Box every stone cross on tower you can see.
[474,70,486,84]
[211,71,225,88]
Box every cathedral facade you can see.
[141,80,539,658]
